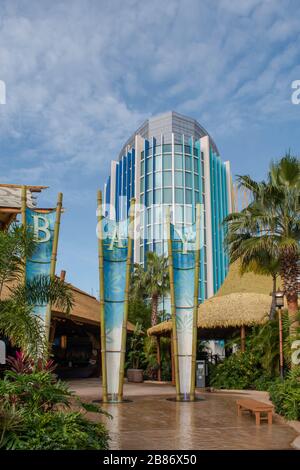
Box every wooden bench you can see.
[236,398,274,425]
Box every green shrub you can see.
[0,370,72,412]
[210,351,263,389]
[268,368,300,421]
[9,411,109,450]
[0,368,110,450]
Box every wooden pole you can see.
[44,193,63,342]
[21,185,27,283]
[278,307,284,379]
[170,333,175,385]
[157,335,162,382]
[240,325,246,353]
[190,204,201,401]
[118,197,135,401]
[166,207,180,400]
[97,190,108,403]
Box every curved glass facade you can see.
[103,111,232,310]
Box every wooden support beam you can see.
[157,336,162,382]
[171,332,175,385]
[241,325,246,353]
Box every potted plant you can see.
[126,323,145,383]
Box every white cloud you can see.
[0,0,299,186]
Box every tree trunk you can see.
[151,294,158,326]
[269,275,277,320]
[280,251,299,337]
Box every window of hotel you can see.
[154,189,162,204]
[154,171,162,187]
[140,177,144,192]
[155,242,163,256]
[186,189,192,204]
[175,171,183,186]
[141,160,144,176]
[163,155,172,170]
[175,188,184,203]
[146,174,152,190]
[153,224,161,240]
[163,188,172,204]
[146,156,153,173]
[194,158,199,173]
[184,145,191,154]
[147,207,152,224]
[141,151,144,160]
[175,155,183,170]
[174,144,182,153]
[185,205,193,223]
[185,156,192,171]
[194,174,199,190]
[175,204,184,222]
[185,172,192,188]
[154,154,162,171]
[195,191,200,203]
[146,190,153,205]
[163,144,172,153]
[163,171,172,187]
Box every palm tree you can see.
[0,225,73,358]
[225,154,300,332]
[131,252,169,326]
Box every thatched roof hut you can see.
[147,262,276,338]
[1,277,135,332]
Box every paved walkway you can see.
[69,379,298,450]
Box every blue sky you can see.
[0,0,299,296]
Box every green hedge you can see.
[268,369,300,421]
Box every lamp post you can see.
[275,290,284,379]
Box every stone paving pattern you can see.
[69,379,298,450]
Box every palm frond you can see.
[0,300,47,359]
[12,275,73,314]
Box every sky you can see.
[0,0,299,296]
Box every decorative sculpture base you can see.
[167,395,205,402]
[93,398,133,404]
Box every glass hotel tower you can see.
[103,111,232,308]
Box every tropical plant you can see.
[131,252,169,326]
[268,367,300,420]
[225,154,300,335]
[126,322,146,370]
[0,370,72,412]
[6,351,56,374]
[128,297,152,329]
[11,410,110,450]
[210,350,263,390]
[0,224,73,358]
[0,366,110,450]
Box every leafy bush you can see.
[210,351,263,389]
[126,322,146,369]
[0,365,110,450]
[6,411,109,450]
[0,370,72,412]
[268,368,300,421]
